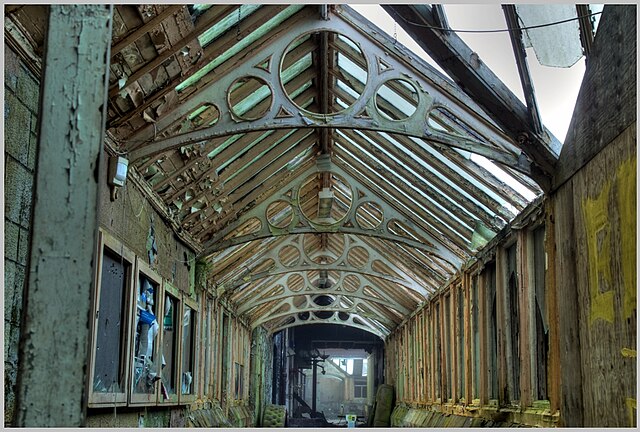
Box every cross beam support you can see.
[382,4,559,191]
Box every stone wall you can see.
[4,42,40,427]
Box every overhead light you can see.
[108,156,129,187]
[318,187,334,219]
[108,156,129,200]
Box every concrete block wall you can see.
[4,43,40,426]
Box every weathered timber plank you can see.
[552,179,584,426]
[554,5,637,189]
[571,124,636,427]
[15,5,112,427]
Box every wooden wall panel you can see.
[553,5,637,188]
[570,124,636,427]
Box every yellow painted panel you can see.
[582,180,614,325]
[616,155,637,320]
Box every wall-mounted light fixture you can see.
[108,155,129,201]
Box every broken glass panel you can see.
[516,4,582,68]
[133,275,160,395]
[181,305,196,395]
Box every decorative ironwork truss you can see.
[94,4,549,338]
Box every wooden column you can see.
[15,5,112,427]
[495,248,508,405]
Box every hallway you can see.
[3,4,636,428]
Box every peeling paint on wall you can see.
[582,181,614,325]
[615,156,636,320]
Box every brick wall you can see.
[4,43,40,426]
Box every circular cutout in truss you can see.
[313,311,334,320]
[266,200,294,229]
[280,31,368,115]
[299,172,353,225]
[228,76,273,121]
[355,201,384,230]
[338,312,350,321]
[188,103,220,129]
[298,312,310,321]
[287,274,305,292]
[303,233,344,264]
[313,294,335,306]
[347,246,369,269]
[278,245,300,268]
[343,274,361,293]
[375,78,419,121]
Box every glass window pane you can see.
[235,363,244,399]
[133,275,160,395]
[160,293,179,399]
[181,305,196,394]
[93,249,128,394]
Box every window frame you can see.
[503,240,521,405]
[87,230,135,407]
[179,294,199,404]
[129,257,163,406]
[528,223,550,404]
[157,282,182,405]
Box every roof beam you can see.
[111,5,183,57]
[502,5,544,136]
[382,4,559,191]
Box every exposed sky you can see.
[352,4,589,144]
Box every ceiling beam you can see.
[111,5,183,57]
[502,5,544,136]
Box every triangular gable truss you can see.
[98,4,548,339]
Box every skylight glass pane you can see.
[177,5,304,92]
[217,130,275,173]
[337,54,367,86]
[339,131,474,233]
[470,154,537,201]
[336,142,469,244]
[197,5,262,48]
[207,134,243,159]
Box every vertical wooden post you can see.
[464,273,472,404]
[517,230,532,407]
[15,5,112,427]
[496,247,507,405]
[545,200,561,415]
[478,269,488,406]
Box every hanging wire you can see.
[393,20,398,45]
[236,5,242,41]
[395,9,603,34]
